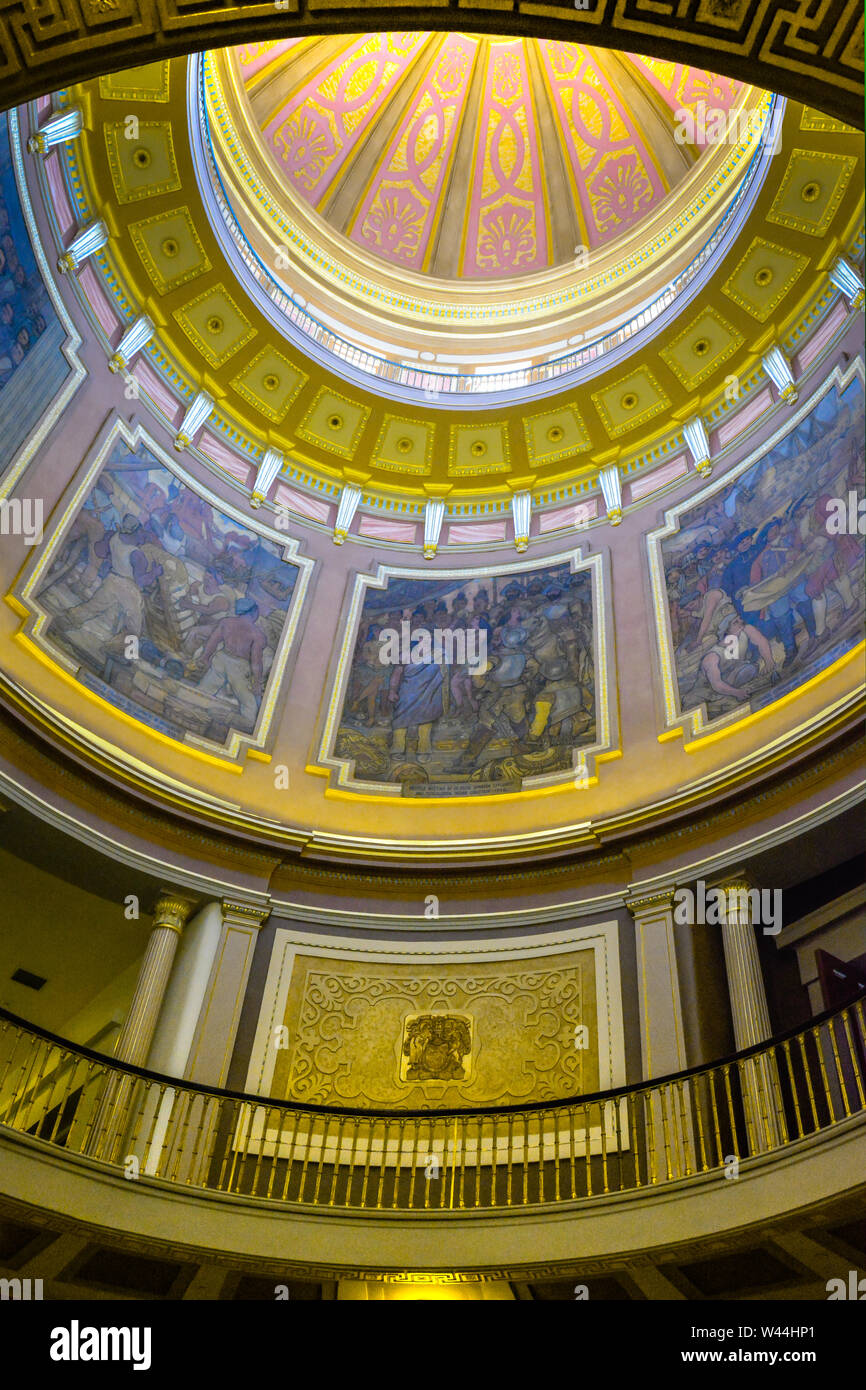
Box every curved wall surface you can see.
[0,78,862,866]
[0,23,863,1306]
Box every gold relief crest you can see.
[400,1014,473,1083]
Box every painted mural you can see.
[33,437,300,747]
[0,109,64,469]
[331,560,597,795]
[659,375,864,725]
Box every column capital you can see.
[152,891,196,935]
[708,867,754,897]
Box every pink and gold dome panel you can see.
[236,35,744,279]
[198,37,773,400]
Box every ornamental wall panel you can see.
[245,921,625,1111]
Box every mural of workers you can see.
[660,377,864,722]
[333,562,596,794]
[0,109,64,470]
[34,437,300,746]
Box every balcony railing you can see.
[0,1001,863,1212]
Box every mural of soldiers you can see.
[451,620,534,771]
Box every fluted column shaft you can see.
[114,893,194,1068]
[715,876,783,1152]
[86,893,195,1164]
[717,879,773,1050]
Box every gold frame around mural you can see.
[0,109,86,502]
[7,417,314,768]
[314,546,616,803]
[647,358,866,747]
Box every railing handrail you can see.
[0,1000,859,1121]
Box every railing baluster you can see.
[781,1039,804,1140]
[249,1103,274,1197]
[798,1032,820,1132]
[707,1066,724,1167]
[627,1091,640,1189]
[297,1112,314,1202]
[722,1063,739,1158]
[738,1056,760,1156]
[423,1117,432,1210]
[391,1117,404,1210]
[676,1078,692,1177]
[167,1089,193,1184]
[359,1117,374,1209]
[457,1115,467,1210]
[18,1036,50,1133]
[375,1117,388,1209]
[613,1094,624,1192]
[841,1008,866,1110]
[407,1116,419,1210]
[8,1034,44,1130]
[693,1074,709,1173]
[313,1113,331,1205]
[827,1017,852,1119]
[233,1099,257,1194]
[600,1099,609,1193]
[642,1086,657,1185]
[266,1104,288,1200]
[813,1022,836,1126]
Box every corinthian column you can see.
[86,891,194,1163]
[714,874,784,1152]
[114,892,195,1067]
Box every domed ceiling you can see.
[236,35,735,279]
[202,38,771,400]
[0,42,861,867]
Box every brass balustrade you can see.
[0,1002,863,1212]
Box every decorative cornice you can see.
[0,1,860,126]
[625,890,676,918]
